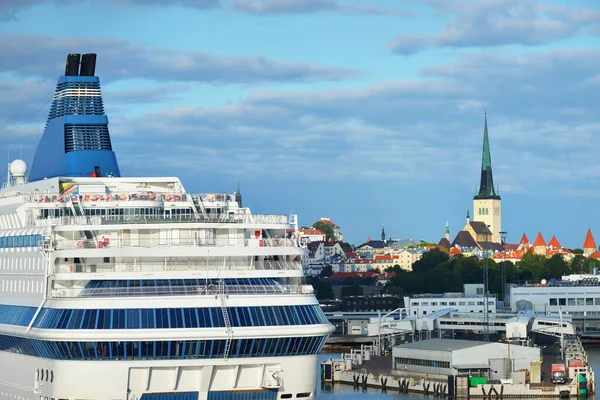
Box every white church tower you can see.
[473,113,502,243]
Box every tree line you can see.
[309,248,600,300]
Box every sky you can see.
[0,0,599,249]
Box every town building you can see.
[450,114,503,254]
[491,232,588,263]
[404,284,497,317]
[584,228,597,257]
[298,228,325,243]
[319,218,344,241]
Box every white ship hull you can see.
[0,351,319,399]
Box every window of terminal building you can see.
[550,298,558,306]
[431,302,437,306]
[568,298,575,306]
[577,298,585,306]
[587,298,594,306]
[559,298,566,306]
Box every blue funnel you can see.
[29,53,121,181]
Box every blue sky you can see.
[0,0,599,248]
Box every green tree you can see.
[452,256,482,283]
[582,258,600,275]
[311,221,335,241]
[546,254,570,279]
[311,279,335,300]
[341,284,363,298]
[571,255,585,274]
[517,253,548,281]
[412,248,450,274]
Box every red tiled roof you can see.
[588,251,600,259]
[533,232,546,247]
[519,233,530,245]
[374,255,393,261]
[584,229,597,250]
[548,236,561,249]
[319,218,339,228]
[345,251,357,258]
[504,244,519,251]
[299,228,325,235]
[449,247,462,255]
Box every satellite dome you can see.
[10,159,27,177]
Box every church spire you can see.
[236,182,242,208]
[381,224,386,242]
[475,112,500,200]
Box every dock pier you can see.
[321,339,595,398]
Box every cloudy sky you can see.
[1,0,599,248]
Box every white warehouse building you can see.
[392,339,541,380]
[405,284,497,317]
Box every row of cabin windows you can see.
[549,297,600,306]
[0,234,44,249]
[0,335,328,361]
[40,208,196,218]
[33,305,329,330]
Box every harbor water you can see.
[317,345,600,399]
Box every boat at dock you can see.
[0,53,334,400]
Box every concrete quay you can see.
[321,340,593,398]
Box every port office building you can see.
[392,339,540,379]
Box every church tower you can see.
[473,113,502,243]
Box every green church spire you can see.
[475,113,500,200]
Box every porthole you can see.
[45,369,49,382]
[281,395,292,399]
[296,393,311,398]
[40,369,44,381]
[50,371,54,383]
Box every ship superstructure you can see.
[0,54,333,400]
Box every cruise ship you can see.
[0,54,334,400]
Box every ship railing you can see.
[51,237,299,250]
[51,284,314,298]
[55,260,303,274]
[35,213,288,227]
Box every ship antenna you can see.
[5,149,10,187]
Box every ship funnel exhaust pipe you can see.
[65,53,81,76]
[80,53,97,76]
